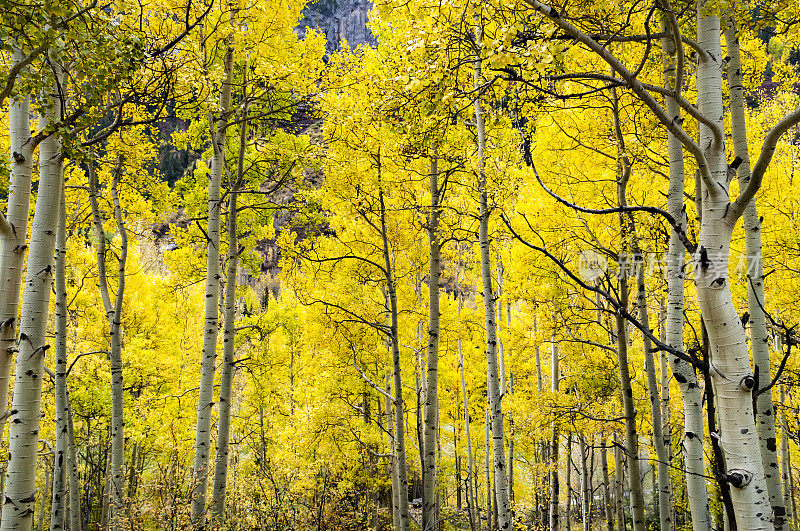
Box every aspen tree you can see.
[209,88,248,529]
[660,15,711,530]
[50,169,67,531]
[1,72,64,531]
[0,50,36,444]
[191,14,235,527]
[725,19,783,527]
[422,157,440,531]
[549,339,559,531]
[473,9,511,529]
[456,246,477,531]
[88,155,127,531]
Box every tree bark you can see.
[66,397,81,531]
[1,75,64,531]
[422,157,440,531]
[724,20,783,528]
[0,49,36,447]
[89,155,127,531]
[659,19,712,530]
[549,339,559,531]
[579,434,590,531]
[191,22,235,529]
[210,95,247,527]
[474,13,511,530]
[601,439,613,531]
[377,181,410,531]
[695,6,772,527]
[614,433,625,531]
[50,175,68,531]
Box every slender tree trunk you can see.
[485,407,493,531]
[66,398,81,531]
[1,75,64,531]
[549,340,559,531]
[579,434,590,531]
[377,183,410,531]
[0,50,35,446]
[695,6,772,527]
[50,177,68,531]
[660,20,711,531]
[635,265,672,530]
[37,453,51,531]
[609,78,647,531]
[89,154,127,531]
[474,13,510,529]
[658,298,674,526]
[422,158,440,531]
[725,20,783,528]
[459,338,477,531]
[386,374,400,531]
[601,439,613,531]
[614,434,625,531]
[780,387,793,524]
[191,22,235,529]
[565,433,572,531]
[210,97,247,527]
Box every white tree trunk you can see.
[191,28,234,529]
[725,20,783,528]
[377,186,410,531]
[601,439,613,531]
[635,266,672,530]
[695,6,772,527]
[474,13,511,530]
[210,104,245,525]
[386,373,400,531]
[0,50,36,446]
[1,78,64,531]
[66,397,81,531]
[658,20,712,531]
[579,434,590,531]
[422,158,440,531]
[614,433,625,530]
[549,340,560,531]
[50,179,67,531]
[88,155,127,531]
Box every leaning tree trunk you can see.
[0,50,36,445]
[725,20,784,528]
[422,156,441,531]
[191,26,235,530]
[694,6,772,528]
[659,18,712,530]
[50,177,68,531]
[1,76,64,531]
[210,97,248,527]
[474,13,511,530]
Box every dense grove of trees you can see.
[2,0,800,529]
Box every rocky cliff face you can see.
[298,0,375,53]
